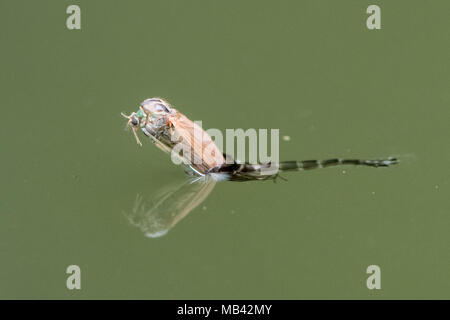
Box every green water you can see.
[1,0,449,299]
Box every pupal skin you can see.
[126,98,226,175]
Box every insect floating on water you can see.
[122,98,398,237]
[122,97,398,182]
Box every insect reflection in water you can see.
[126,176,216,238]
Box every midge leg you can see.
[132,126,143,146]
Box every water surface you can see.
[1,0,449,299]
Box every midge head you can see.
[122,97,174,146]
[121,109,147,146]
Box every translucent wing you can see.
[140,109,225,175]
[125,175,216,238]
[171,112,225,174]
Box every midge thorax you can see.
[122,98,398,182]
[122,98,226,176]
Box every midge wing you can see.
[171,111,225,174]
[126,176,216,238]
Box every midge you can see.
[122,98,397,181]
